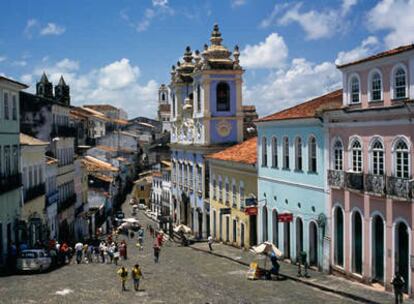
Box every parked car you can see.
[16,249,52,272]
[138,203,146,210]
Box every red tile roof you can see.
[337,44,414,68]
[256,89,343,123]
[207,137,257,165]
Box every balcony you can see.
[0,173,22,195]
[46,190,59,207]
[327,170,345,189]
[386,176,412,201]
[345,172,364,191]
[51,125,77,138]
[24,183,46,203]
[58,194,77,213]
[364,174,385,196]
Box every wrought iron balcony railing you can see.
[51,125,77,138]
[386,176,411,201]
[327,170,345,189]
[345,172,364,191]
[57,194,77,213]
[24,183,46,203]
[364,174,385,196]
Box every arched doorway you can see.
[213,210,217,238]
[272,210,278,246]
[309,221,318,267]
[233,219,237,243]
[352,211,363,274]
[240,223,245,248]
[395,221,409,293]
[296,217,303,258]
[198,210,203,239]
[372,215,384,282]
[225,216,230,242]
[284,222,291,259]
[334,207,344,267]
[262,206,268,242]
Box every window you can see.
[371,140,384,175]
[350,76,360,104]
[232,181,237,207]
[394,139,409,178]
[12,145,18,174]
[225,178,229,203]
[351,139,362,172]
[212,177,217,200]
[394,67,407,99]
[0,147,2,175]
[12,95,17,120]
[308,136,317,173]
[239,181,245,208]
[333,140,343,171]
[216,82,230,112]
[197,84,201,112]
[4,146,10,175]
[4,92,9,120]
[161,93,165,101]
[218,177,223,201]
[261,137,267,167]
[283,137,289,169]
[295,137,302,171]
[172,94,176,117]
[271,137,278,168]
[370,71,382,101]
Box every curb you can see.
[189,245,382,304]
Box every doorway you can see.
[233,219,237,243]
[225,216,230,242]
[284,222,291,259]
[198,211,203,239]
[309,221,318,267]
[296,217,303,258]
[241,223,245,247]
[372,215,384,282]
[352,211,363,274]
[272,210,278,246]
[250,215,257,246]
[395,221,409,293]
[334,207,344,267]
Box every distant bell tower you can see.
[158,84,172,133]
[54,75,70,105]
[36,72,54,99]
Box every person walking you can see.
[207,235,214,252]
[131,264,144,291]
[391,272,405,304]
[117,266,129,291]
[113,247,120,265]
[137,228,144,251]
[153,241,161,263]
[74,242,83,264]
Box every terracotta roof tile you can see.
[256,89,342,123]
[20,133,48,146]
[207,137,257,165]
[337,44,414,68]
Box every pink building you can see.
[325,45,414,295]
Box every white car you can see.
[16,249,52,272]
[138,203,146,210]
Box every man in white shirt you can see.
[208,236,214,252]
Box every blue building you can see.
[255,90,342,270]
[170,24,244,238]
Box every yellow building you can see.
[132,172,153,208]
[207,137,257,249]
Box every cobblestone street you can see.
[0,203,360,304]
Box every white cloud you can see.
[152,0,168,7]
[21,58,158,119]
[240,33,288,69]
[367,0,414,48]
[40,23,66,36]
[231,0,246,7]
[24,19,39,38]
[0,56,6,63]
[335,36,379,65]
[262,1,357,40]
[11,60,27,67]
[244,58,341,116]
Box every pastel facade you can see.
[0,76,27,268]
[208,137,258,249]
[170,24,244,238]
[326,45,414,294]
[256,91,342,270]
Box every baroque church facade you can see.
[170,24,244,238]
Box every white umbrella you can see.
[251,241,283,257]
[123,218,139,224]
[173,224,192,234]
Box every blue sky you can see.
[1,0,413,118]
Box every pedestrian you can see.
[113,247,120,265]
[87,244,94,263]
[270,252,280,280]
[153,241,160,263]
[391,272,405,304]
[117,266,129,291]
[130,231,135,239]
[74,242,83,264]
[131,264,144,291]
[156,231,164,247]
[207,235,214,252]
[137,228,144,251]
[99,241,106,263]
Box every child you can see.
[131,264,144,291]
[117,266,128,291]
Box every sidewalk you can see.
[190,242,411,304]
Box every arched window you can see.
[261,137,267,167]
[295,137,302,171]
[197,84,201,112]
[371,139,384,175]
[283,137,289,169]
[370,71,382,101]
[351,139,362,172]
[350,76,360,104]
[271,137,278,168]
[394,139,409,178]
[161,93,166,101]
[308,136,317,173]
[394,66,407,99]
[172,94,176,117]
[216,82,230,112]
[333,139,343,171]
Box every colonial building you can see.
[20,73,76,242]
[158,84,171,133]
[20,133,48,247]
[207,137,258,248]
[170,24,244,238]
[325,44,414,294]
[45,156,58,240]
[255,91,342,270]
[152,171,163,216]
[132,173,153,208]
[0,76,27,268]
